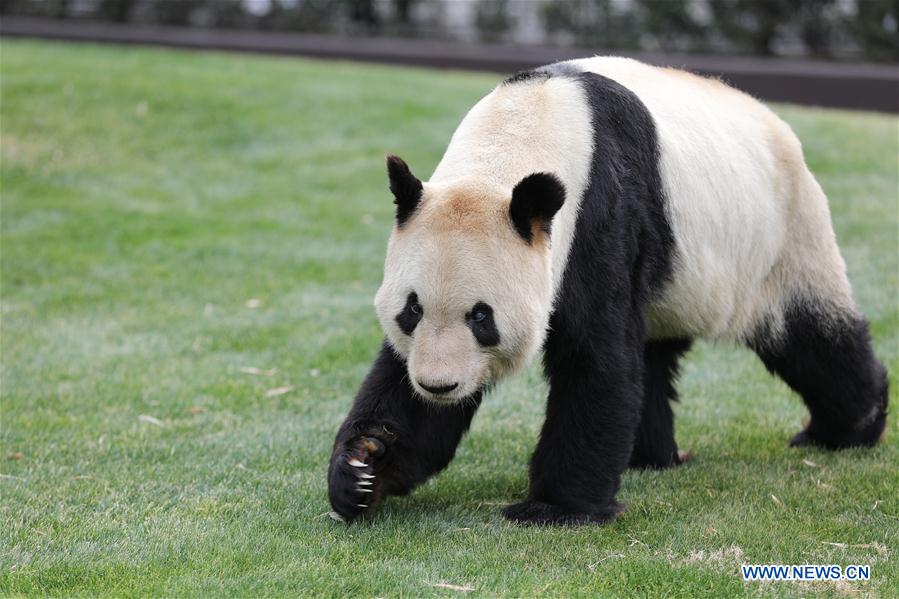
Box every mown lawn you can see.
[1,39,897,597]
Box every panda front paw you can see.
[327,435,387,522]
[501,499,626,526]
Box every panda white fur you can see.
[328,57,888,525]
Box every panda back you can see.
[567,57,843,341]
[432,57,846,342]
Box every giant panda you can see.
[327,57,889,525]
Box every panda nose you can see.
[418,381,459,395]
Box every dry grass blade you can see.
[240,367,278,376]
[138,414,164,426]
[588,552,625,571]
[431,583,474,593]
[823,542,888,556]
[265,386,294,398]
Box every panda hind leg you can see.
[629,338,693,469]
[752,303,888,450]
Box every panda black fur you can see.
[328,57,889,525]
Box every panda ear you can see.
[509,173,566,243]
[386,154,423,226]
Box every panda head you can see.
[374,155,565,404]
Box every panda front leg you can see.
[503,312,645,526]
[328,341,481,522]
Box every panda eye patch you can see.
[467,302,500,347]
[395,292,423,336]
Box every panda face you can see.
[374,179,555,404]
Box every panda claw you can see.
[348,458,368,468]
[677,449,695,464]
[357,504,368,508]
[357,487,373,493]
[358,472,375,479]
[357,480,373,486]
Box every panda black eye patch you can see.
[395,292,423,335]
[466,302,500,347]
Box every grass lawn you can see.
[1,39,897,597]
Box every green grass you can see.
[1,39,897,597]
